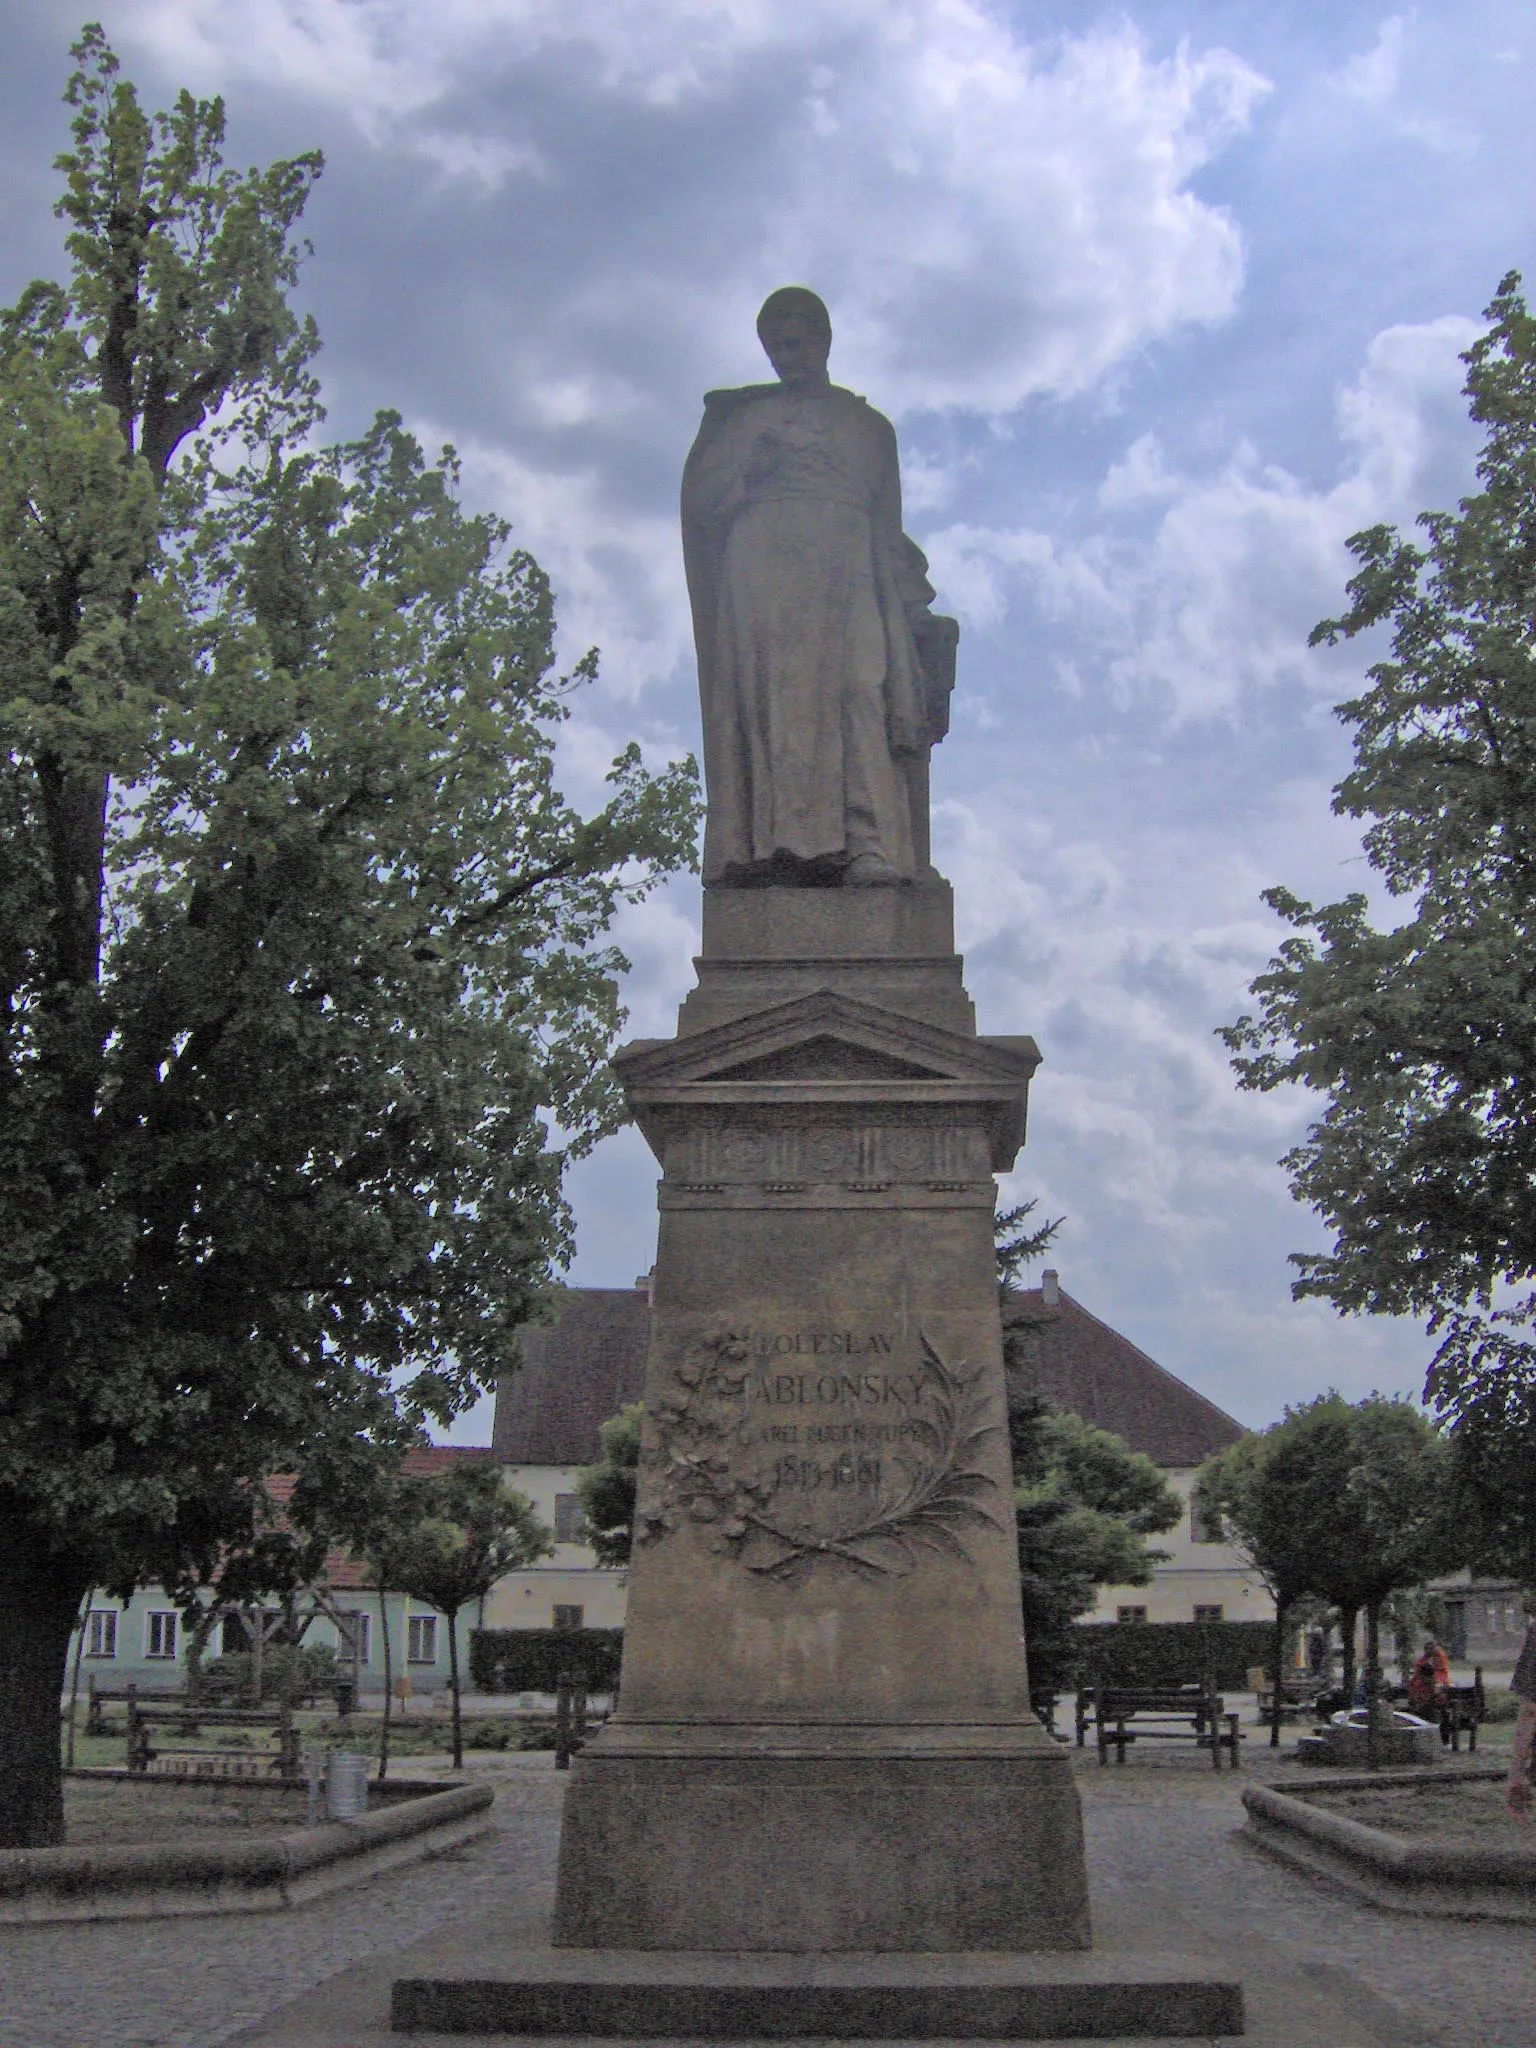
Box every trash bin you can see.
[325,1749,369,1822]
[334,1676,357,1718]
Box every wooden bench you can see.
[1439,1669,1486,1753]
[1094,1684,1240,1770]
[1247,1665,1323,1722]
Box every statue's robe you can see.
[682,381,933,886]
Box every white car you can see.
[1329,1707,1437,1733]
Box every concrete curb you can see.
[0,1781,494,1924]
[1242,1767,1536,1920]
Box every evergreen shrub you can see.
[469,1627,624,1693]
[1069,1620,1284,1690]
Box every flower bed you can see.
[1243,1766,1536,1921]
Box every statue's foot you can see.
[844,852,903,888]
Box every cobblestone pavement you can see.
[2,1750,1533,2048]
[1074,1752,1535,2048]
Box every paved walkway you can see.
[2,1751,1532,2048]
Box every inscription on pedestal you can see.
[639,1327,1004,1582]
[666,1121,989,1189]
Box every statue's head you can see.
[757,286,831,390]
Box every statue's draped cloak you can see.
[682,382,932,885]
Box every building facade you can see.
[486,1286,650,1633]
[487,1273,1274,1635]
[64,1448,493,1699]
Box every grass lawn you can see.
[63,1778,313,1846]
[1294,1774,1528,1841]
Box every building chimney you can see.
[1041,1269,1059,1307]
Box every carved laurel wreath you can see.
[637,1330,1004,1581]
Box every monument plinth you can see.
[396,287,1241,2038]
[553,893,1088,1952]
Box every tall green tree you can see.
[1008,1394,1180,1709]
[371,1463,551,1770]
[1196,1399,1364,1746]
[1197,1394,1455,1752]
[1220,275,1536,1445]
[0,32,698,1847]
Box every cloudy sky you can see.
[3,2,1531,1438]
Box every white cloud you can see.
[442,429,694,708]
[926,311,1481,719]
[1336,14,1407,106]
[1327,13,1477,152]
[126,1,1268,418]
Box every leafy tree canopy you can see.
[0,28,698,1846]
[370,1461,551,1768]
[1007,1391,1180,1700]
[1220,275,1536,1436]
[372,1463,552,1623]
[575,1401,643,1569]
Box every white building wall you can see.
[1084,1469,1273,1626]
[487,1463,629,1631]
[488,1464,1272,1635]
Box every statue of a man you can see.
[682,287,954,890]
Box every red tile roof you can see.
[261,1447,494,1591]
[1002,1287,1244,1467]
[492,1288,651,1466]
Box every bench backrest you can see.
[1098,1687,1220,1713]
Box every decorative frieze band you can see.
[665,1120,989,1190]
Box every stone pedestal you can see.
[553,882,1092,1955]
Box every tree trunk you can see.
[0,1522,94,1847]
[1338,1604,1359,1705]
[446,1608,463,1772]
[1268,1596,1290,1748]
[1365,1600,1383,1771]
[376,1584,392,1784]
[65,1586,94,1770]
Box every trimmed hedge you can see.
[471,1619,1289,1696]
[1069,1620,1287,1691]
[470,1627,623,1694]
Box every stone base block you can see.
[701,879,956,961]
[390,1945,1245,2039]
[549,1724,1092,1953]
[1298,1723,1439,1768]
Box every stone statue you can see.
[682,287,956,890]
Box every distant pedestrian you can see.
[1407,1637,1449,1718]
[1507,1605,1536,1823]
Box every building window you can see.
[1193,1604,1224,1625]
[336,1610,371,1666]
[145,1611,178,1660]
[1190,1498,1224,1545]
[553,1494,587,1544]
[1486,1600,1499,1631]
[1116,1606,1148,1626]
[406,1614,438,1664]
[552,1604,584,1630]
[85,1610,118,1659]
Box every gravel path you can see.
[1,1751,1532,2048]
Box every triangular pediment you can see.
[614,990,1038,1091]
[713,1035,943,1083]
